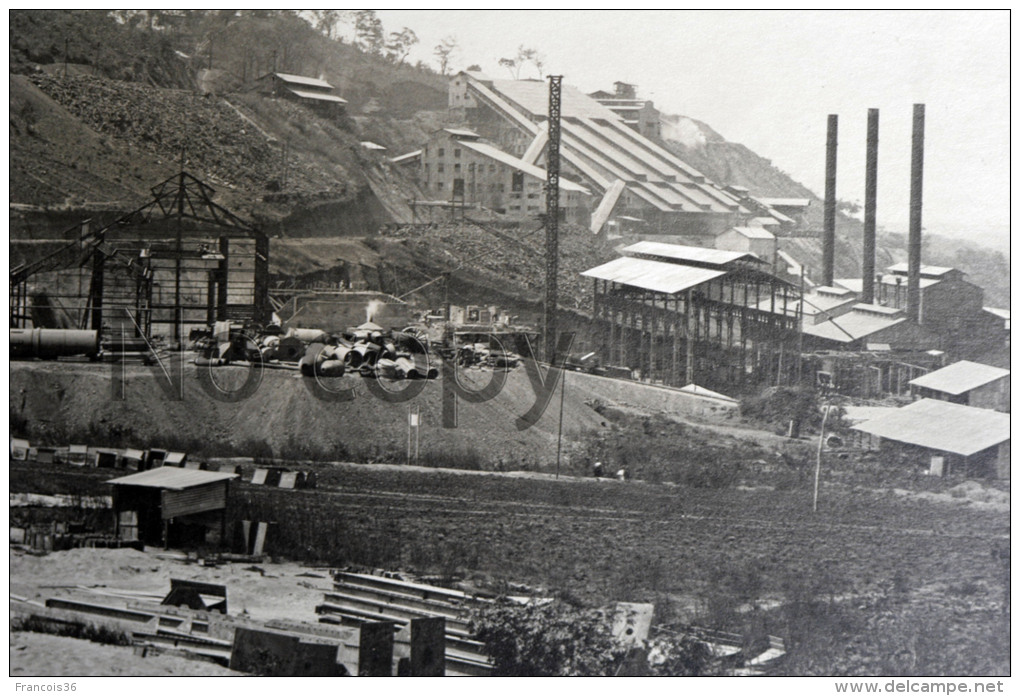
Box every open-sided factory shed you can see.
[108,468,238,548]
[583,241,798,392]
[852,399,1010,478]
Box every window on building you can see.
[499,183,505,192]
[454,163,461,173]
[511,171,524,192]
[438,148,445,157]
[489,164,495,173]
[437,181,444,190]
[453,179,465,196]
[454,148,461,158]
[438,163,445,173]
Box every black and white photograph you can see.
[8,9,1010,687]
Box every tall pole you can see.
[862,108,879,304]
[813,404,832,512]
[174,149,185,344]
[822,114,838,287]
[907,104,925,323]
[544,75,562,363]
[555,368,566,479]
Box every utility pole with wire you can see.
[813,404,832,512]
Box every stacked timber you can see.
[316,571,493,676]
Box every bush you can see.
[470,600,716,676]
[741,386,823,430]
[470,601,626,676]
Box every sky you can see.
[371,10,1009,247]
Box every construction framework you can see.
[586,245,800,392]
[10,171,269,341]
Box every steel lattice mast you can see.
[544,75,562,363]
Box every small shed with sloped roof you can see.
[909,360,1010,412]
[108,467,238,548]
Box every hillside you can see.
[9,10,1008,310]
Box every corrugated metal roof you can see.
[469,77,740,216]
[390,150,422,164]
[360,141,387,150]
[842,405,898,425]
[678,383,738,403]
[909,360,1010,396]
[983,307,1010,321]
[749,217,781,227]
[852,303,903,316]
[581,257,725,294]
[802,308,905,343]
[623,241,763,267]
[852,399,1010,456]
[273,72,334,90]
[108,467,237,490]
[729,226,776,240]
[887,262,956,277]
[286,88,347,104]
[834,276,940,292]
[458,140,589,193]
[762,290,854,317]
[443,127,481,138]
[492,79,621,120]
[833,278,864,293]
[757,197,810,208]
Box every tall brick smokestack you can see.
[862,109,879,304]
[822,114,838,286]
[907,104,925,322]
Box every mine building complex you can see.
[584,241,799,391]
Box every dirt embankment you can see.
[10,359,606,469]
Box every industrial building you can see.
[715,226,777,263]
[588,81,662,140]
[415,127,591,224]
[256,72,347,117]
[833,264,1003,359]
[800,304,937,353]
[448,71,748,235]
[909,360,1010,412]
[583,241,799,393]
[10,172,270,342]
[852,399,1010,479]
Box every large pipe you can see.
[862,108,879,304]
[10,329,100,359]
[822,114,838,287]
[907,104,925,322]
